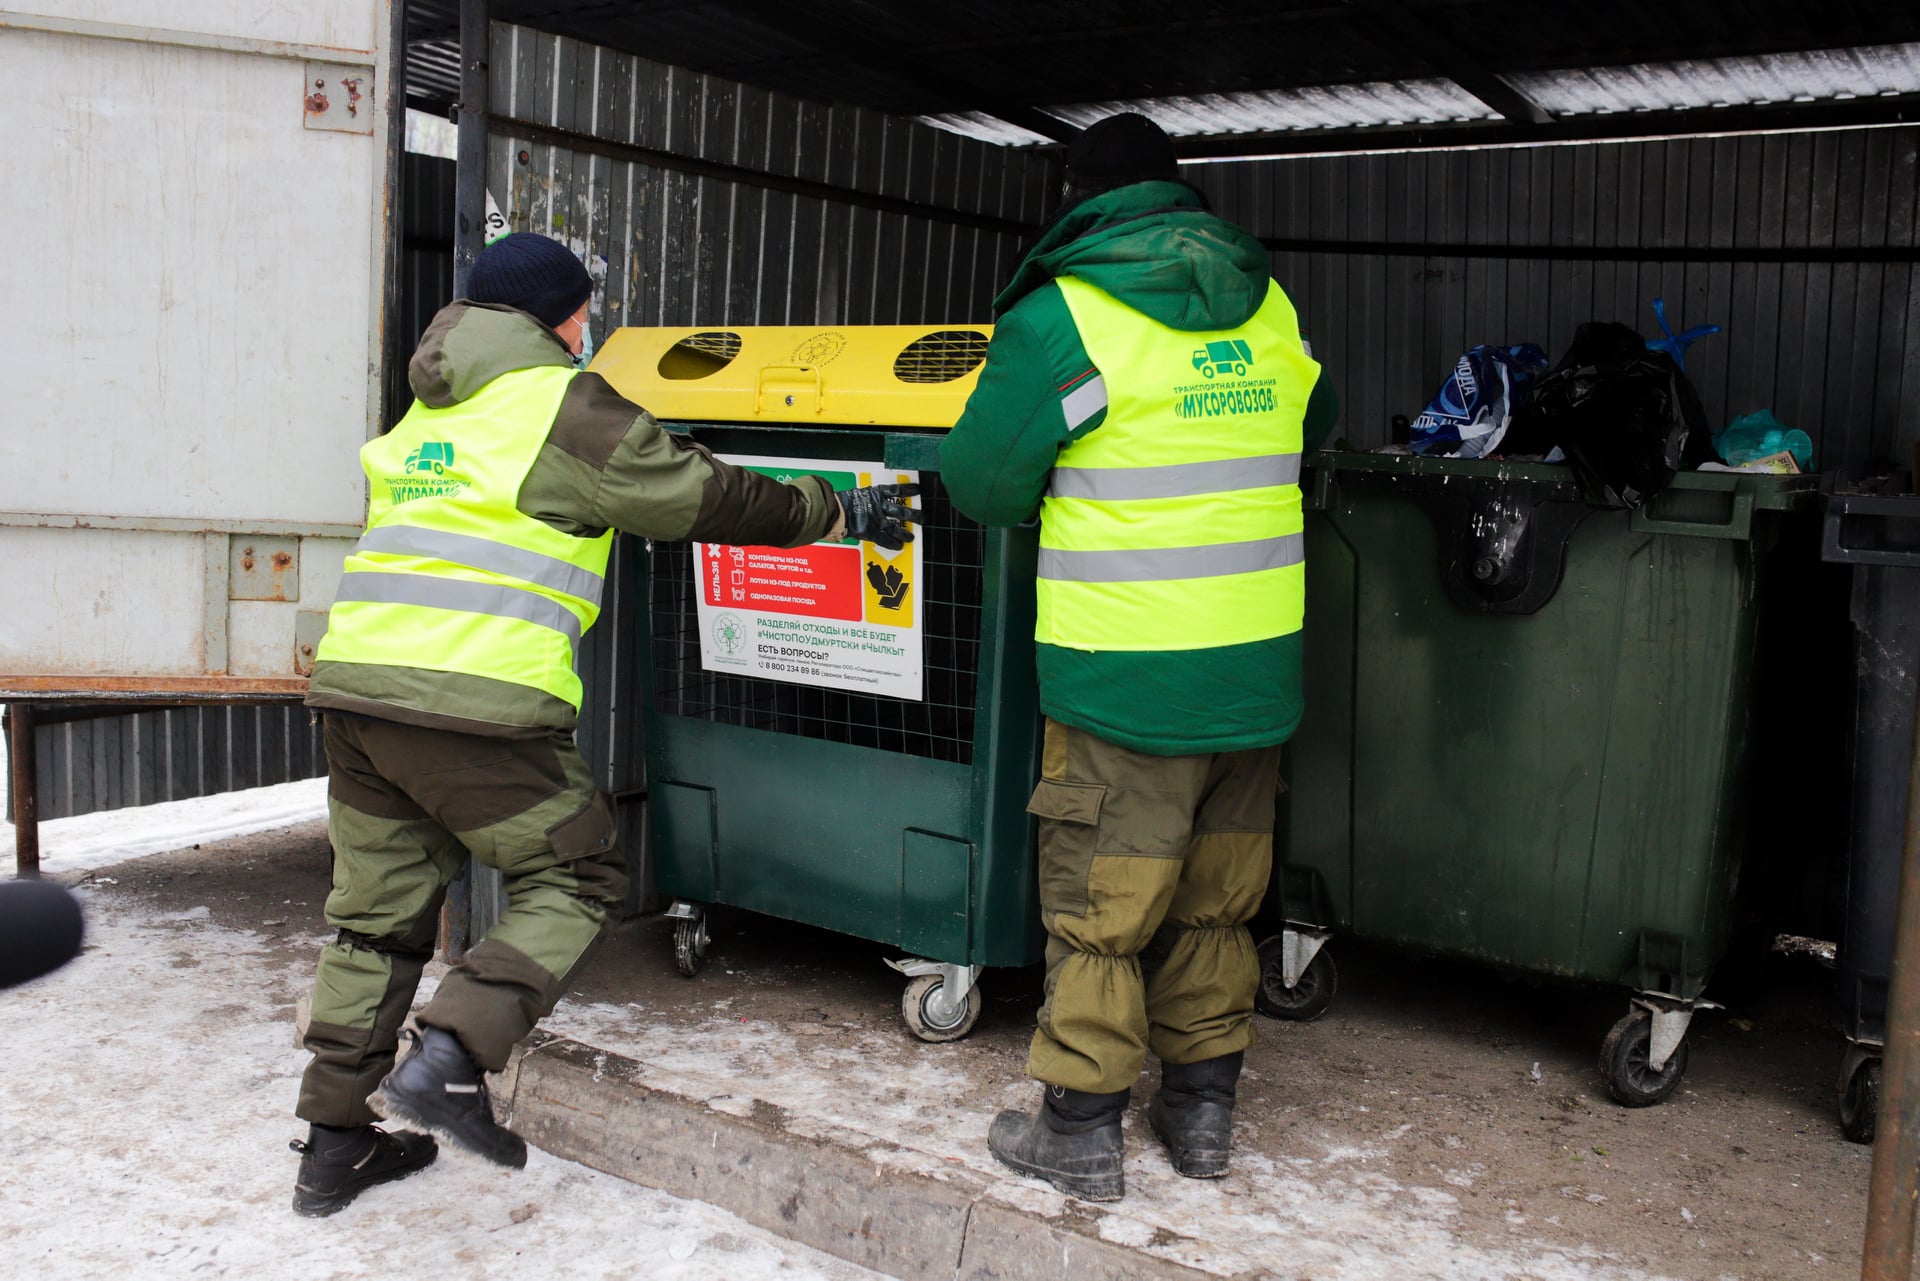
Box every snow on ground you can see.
[0,733,878,1281]
[544,999,1676,1281]
[0,727,330,875]
[0,879,883,1281]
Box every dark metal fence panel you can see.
[1195,126,1920,473]
[484,22,1056,333]
[19,704,324,823]
[391,151,457,421]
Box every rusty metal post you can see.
[1862,675,1920,1278]
[452,0,490,294]
[7,703,40,877]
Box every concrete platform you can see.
[504,903,1871,1281]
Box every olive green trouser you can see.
[296,715,626,1127]
[1024,718,1281,1095]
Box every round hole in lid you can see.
[893,330,990,384]
[658,331,744,380]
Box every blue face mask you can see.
[573,320,594,371]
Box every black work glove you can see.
[837,483,922,550]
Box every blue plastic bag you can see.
[1408,343,1550,458]
[1645,297,1721,372]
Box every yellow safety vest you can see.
[1038,276,1319,652]
[315,365,614,710]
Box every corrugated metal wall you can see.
[1195,126,1920,474]
[392,151,457,420]
[485,23,1058,335]
[18,704,324,822]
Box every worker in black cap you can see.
[943,114,1339,1200]
[288,231,917,1215]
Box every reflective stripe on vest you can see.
[313,363,614,709]
[354,524,606,605]
[1038,276,1320,653]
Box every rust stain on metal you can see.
[0,675,310,699]
[342,77,363,119]
[305,78,330,117]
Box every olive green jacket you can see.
[307,301,838,736]
[939,182,1337,755]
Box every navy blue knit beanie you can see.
[467,233,592,329]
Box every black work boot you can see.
[1148,1051,1243,1178]
[987,1084,1128,1201]
[368,1026,527,1168]
[289,1123,438,1217]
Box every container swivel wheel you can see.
[1839,1050,1881,1144]
[1254,928,1337,1021]
[887,957,982,1043]
[1599,1006,1692,1106]
[666,902,709,978]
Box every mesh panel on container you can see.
[650,474,983,765]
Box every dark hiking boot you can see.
[1148,1051,1243,1178]
[368,1026,527,1168]
[987,1085,1127,1201]
[290,1123,438,1217]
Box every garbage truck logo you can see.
[385,442,466,503]
[712,613,748,657]
[404,442,455,475]
[1191,340,1252,379]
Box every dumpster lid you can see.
[1313,449,1821,512]
[592,325,993,428]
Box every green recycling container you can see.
[636,423,1044,1041]
[1262,450,1819,1104]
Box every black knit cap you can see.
[466,232,593,329]
[1065,112,1180,194]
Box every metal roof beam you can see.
[1342,0,1552,125]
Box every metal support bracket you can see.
[1281,925,1332,989]
[1632,991,1721,1072]
[664,899,704,921]
[886,956,981,1027]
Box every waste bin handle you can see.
[754,364,825,415]
[1823,497,1920,566]
[1628,490,1755,541]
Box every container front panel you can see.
[648,716,972,952]
[1288,477,1758,992]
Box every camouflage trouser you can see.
[1024,718,1280,1095]
[296,715,627,1128]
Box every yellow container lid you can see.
[588,324,993,429]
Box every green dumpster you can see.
[1262,450,1819,1103]
[597,324,1044,1042]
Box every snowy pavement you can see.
[0,746,882,1281]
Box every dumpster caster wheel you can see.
[1599,1011,1689,1106]
[1254,935,1337,1021]
[902,974,981,1043]
[1840,1057,1880,1144]
[672,913,709,978]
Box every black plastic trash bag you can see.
[1504,321,1715,508]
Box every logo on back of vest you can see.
[1191,340,1253,379]
[385,442,468,503]
[1174,342,1279,420]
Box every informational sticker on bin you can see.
[692,454,923,700]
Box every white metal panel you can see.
[0,28,372,527]
[1,2,376,55]
[0,529,211,676]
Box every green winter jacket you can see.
[307,301,839,737]
[940,182,1338,755]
